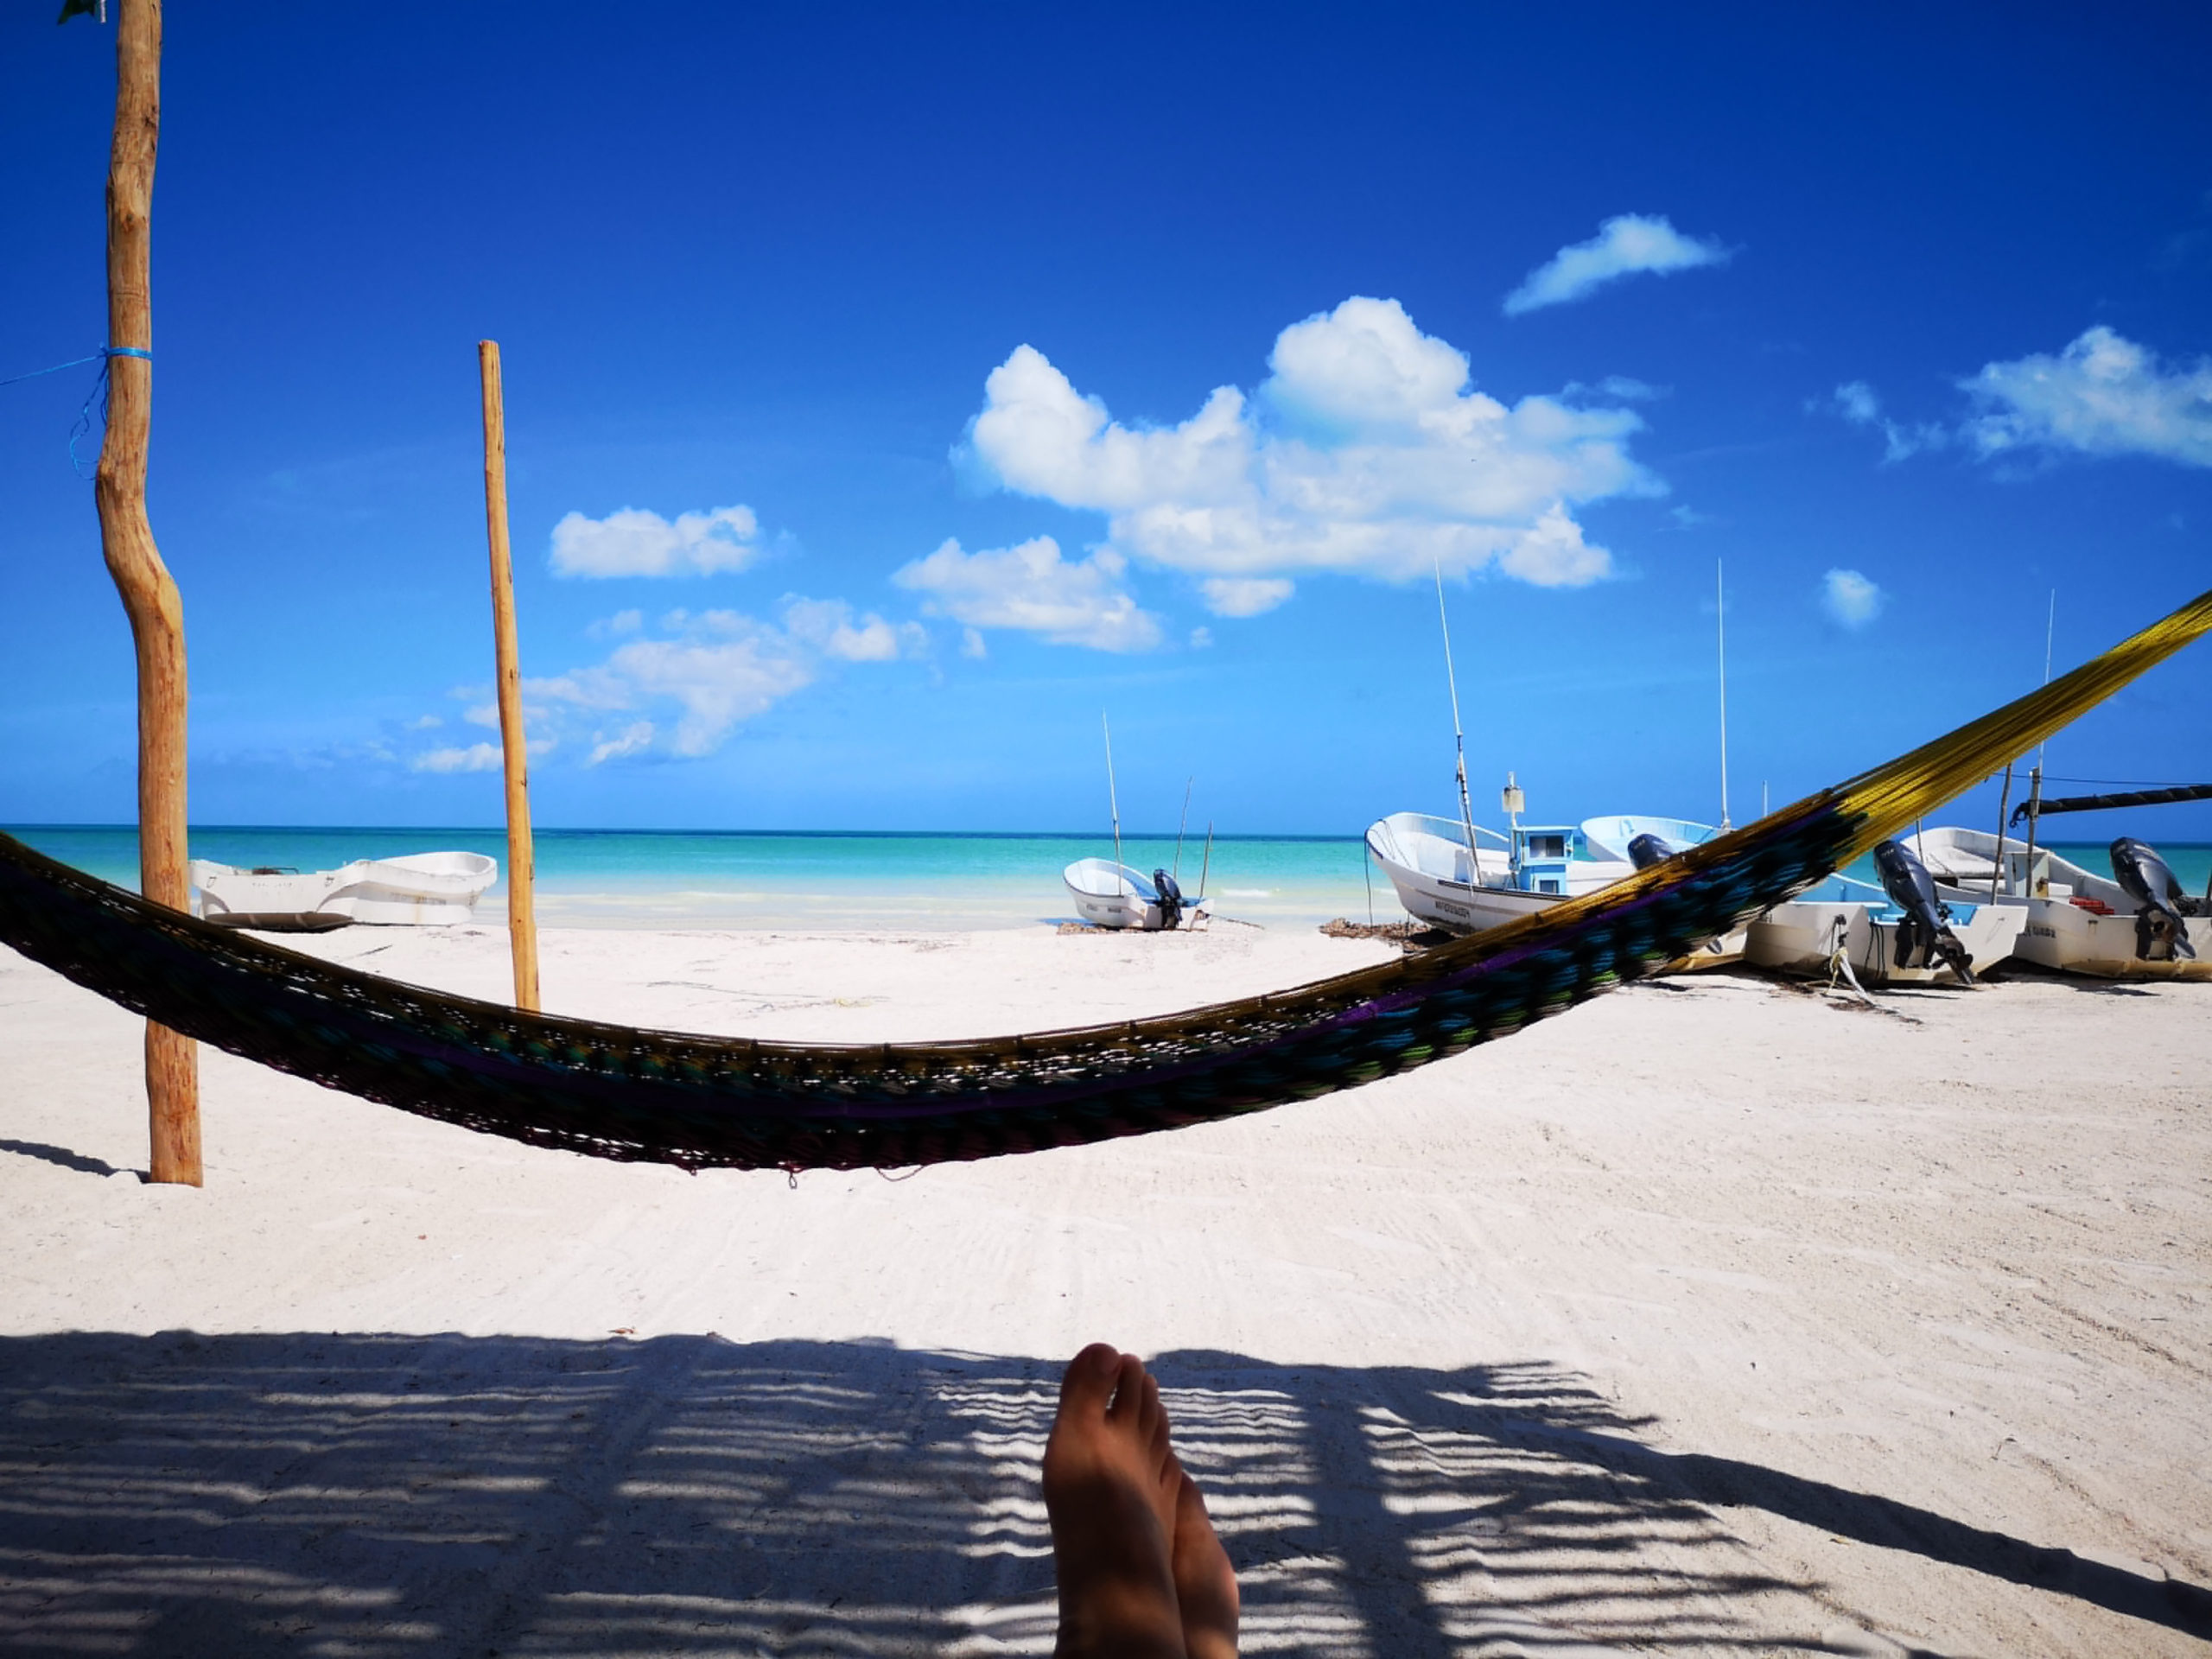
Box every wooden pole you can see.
[477,340,539,1011]
[97,0,199,1185]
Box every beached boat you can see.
[1744,872,2027,985]
[1906,826,2209,980]
[1061,857,1205,931]
[1366,810,1731,938]
[192,850,498,930]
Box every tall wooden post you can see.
[96,0,200,1185]
[478,341,540,1011]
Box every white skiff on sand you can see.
[1907,826,2209,981]
[1061,858,1207,931]
[191,851,498,930]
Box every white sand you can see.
[3,925,2208,1656]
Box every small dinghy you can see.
[1062,858,1205,931]
[192,850,498,931]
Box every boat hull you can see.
[192,851,497,928]
[1061,859,1205,931]
[2011,899,2212,980]
[1745,900,2027,985]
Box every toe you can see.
[1055,1343,1122,1427]
[1106,1352,1148,1424]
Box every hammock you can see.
[4,586,2209,1173]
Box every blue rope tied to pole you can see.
[0,345,154,476]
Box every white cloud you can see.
[1189,626,1213,649]
[959,626,988,659]
[1821,569,1885,628]
[1503,214,1731,316]
[960,298,1654,600]
[549,505,761,578]
[1199,576,1294,617]
[779,596,926,662]
[531,613,815,757]
[411,742,501,774]
[404,714,442,730]
[587,721,656,766]
[1829,380,1946,463]
[1961,326,2212,467]
[893,536,1165,652]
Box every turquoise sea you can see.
[3,825,1386,931]
[8,825,2207,932]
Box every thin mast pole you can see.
[1103,714,1124,893]
[1717,558,1731,830]
[479,341,539,1012]
[1989,763,2014,903]
[2037,588,2056,772]
[1434,564,1481,870]
[1198,821,1213,905]
[1173,775,1192,880]
[2020,766,2044,897]
[98,0,199,1185]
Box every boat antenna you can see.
[1103,713,1124,894]
[2036,588,2056,772]
[1434,563,1483,870]
[1173,775,1192,880]
[1716,557,1732,831]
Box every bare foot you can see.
[1173,1468,1239,1659]
[1043,1344,1185,1659]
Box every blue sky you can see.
[3,3,2208,838]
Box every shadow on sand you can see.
[0,1332,2201,1656]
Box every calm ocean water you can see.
[9,824,2208,932]
[3,825,1385,930]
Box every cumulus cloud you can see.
[779,597,926,662]
[1821,569,1885,628]
[961,297,1654,602]
[410,742,501,774]
[550,505,762,578]
[1828,380,1946,463]
[482,593,924,766]
[1503,214,1732,316]
[530,612,816,757]
[1199,576,1294,617]
[1961,326,2212,467]
[587,721,656,766]
[893,536,1165,652]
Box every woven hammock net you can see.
[4,586,2208,1173]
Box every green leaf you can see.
[57,0,102,22]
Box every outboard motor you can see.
[1152,868,1185,931]
[1626,832,1675,871]
[1872,839,1978,984]
[2110,836,2197,961]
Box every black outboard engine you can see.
[1152,868,1185,931]
[2110,836,2197,961]
[1626,833,1675,871]
[1872,839,1977,984]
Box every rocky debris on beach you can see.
[1319,917,1449,950]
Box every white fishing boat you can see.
[1061,857,1205,931]
[192,850,499,930]
[1745,871,2027,986]
[1366,807,1741,952]
[1366,563,1744,963]
[1906,826,2210,980]
[1061,718,1208,931]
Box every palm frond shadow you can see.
[0,1332,2197,1656]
